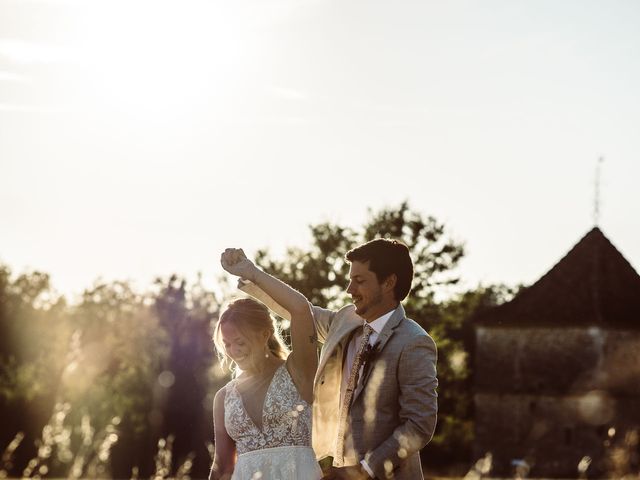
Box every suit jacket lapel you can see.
[315,315,362,384]
[353,304,405,402]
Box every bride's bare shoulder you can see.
[214,383,231,405]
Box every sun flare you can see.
[65,1,248,116]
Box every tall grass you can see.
[1,400,207,479]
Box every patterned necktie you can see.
[335,324,374,462]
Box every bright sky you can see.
[1,0,639,302]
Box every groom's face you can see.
[347,260,387,321]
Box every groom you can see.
[238,239,437,480]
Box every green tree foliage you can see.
[256,201,464,310]
[67,281,167,434]
[0,266,69,404]
[153,274,222,476]
[425,284,519,467]
[0,266,224,479]
[0,266,72,476]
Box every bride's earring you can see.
[264,345,270,359]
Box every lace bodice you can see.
[224,363,313,455]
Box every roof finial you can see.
[593,156,604,226]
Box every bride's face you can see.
[220,322,267,373]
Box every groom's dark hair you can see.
[345,238,413,302]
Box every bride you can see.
[209,248,322,480]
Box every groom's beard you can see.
[354,290,384,319]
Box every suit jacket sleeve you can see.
[238,279,292,321]
[310,305,336,344]
[364,334,438,479]
[238,279,335,343]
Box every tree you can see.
[0,267,223,479]
[153,274,222,478]
[423,283,519,468]
[0,266,70,477]
[256,201,464,312]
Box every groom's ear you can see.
[383,274,397,294]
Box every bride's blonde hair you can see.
[213,298,289,373]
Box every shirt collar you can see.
[366,308,395,335]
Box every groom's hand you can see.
[321,465,371,480]
[220,248,257,281]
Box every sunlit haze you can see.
[1,0,639,301]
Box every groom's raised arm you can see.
[238,279,335,344]
[237,279,291,320]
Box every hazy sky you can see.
[1,0,639,301]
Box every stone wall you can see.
[475,327,640,395]
[474,326,640,477]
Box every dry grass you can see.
[0,402,200,480]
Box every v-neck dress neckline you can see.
[223,361,313,455]
[234,362,284,432]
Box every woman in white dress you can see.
[209,248,322,480]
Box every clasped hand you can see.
[220,248,256,281]
[322,466,371,480]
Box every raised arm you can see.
[220,248,318,402]
[238,279,337,344]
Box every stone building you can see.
[474,227,640,478]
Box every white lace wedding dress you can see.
[224,363,322,480]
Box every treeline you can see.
[0,272,223,479]
[0,202,517,478]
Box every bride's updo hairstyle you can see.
[214,298,289,373]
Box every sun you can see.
[68,1,248,116]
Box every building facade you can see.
[474,228,640,477]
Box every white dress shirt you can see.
[340,309,394,401]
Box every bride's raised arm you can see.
[220,248,318,402]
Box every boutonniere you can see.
[361,341,380,370]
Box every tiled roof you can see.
[476,227,640,328]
